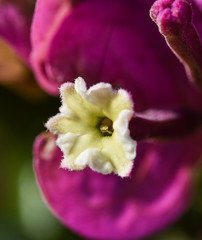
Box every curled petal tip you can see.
[150,0,192,35]
[150,0,202,90]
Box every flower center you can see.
[99,117,114,136]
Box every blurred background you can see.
[0,1,202,240]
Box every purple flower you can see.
[31,0,202,239]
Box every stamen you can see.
[150,0,202,89]
[99,118,114,136]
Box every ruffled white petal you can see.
[75,148,114,175]
[56,133,80,156]
[75,77,113,109]
[46,77,137,177]
[113,110,136,161]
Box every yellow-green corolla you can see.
[46,77,136,177]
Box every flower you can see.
[31,0,202,239]
[1,0,201,238]
[46,77,136,177]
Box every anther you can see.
[99,118,114,136]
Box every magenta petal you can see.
[31,0,202,111]
[194,0,202,10]
[193,0,202,37]
[33,132,202,240]
[30,0,74,94]
[0,1,34,63]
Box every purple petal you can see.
[33,132,202,239]
[192,0,202,38]
[31,0,75,94]
[194,0,202,10]
[0,1,34,63]
[31,0,202,111]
